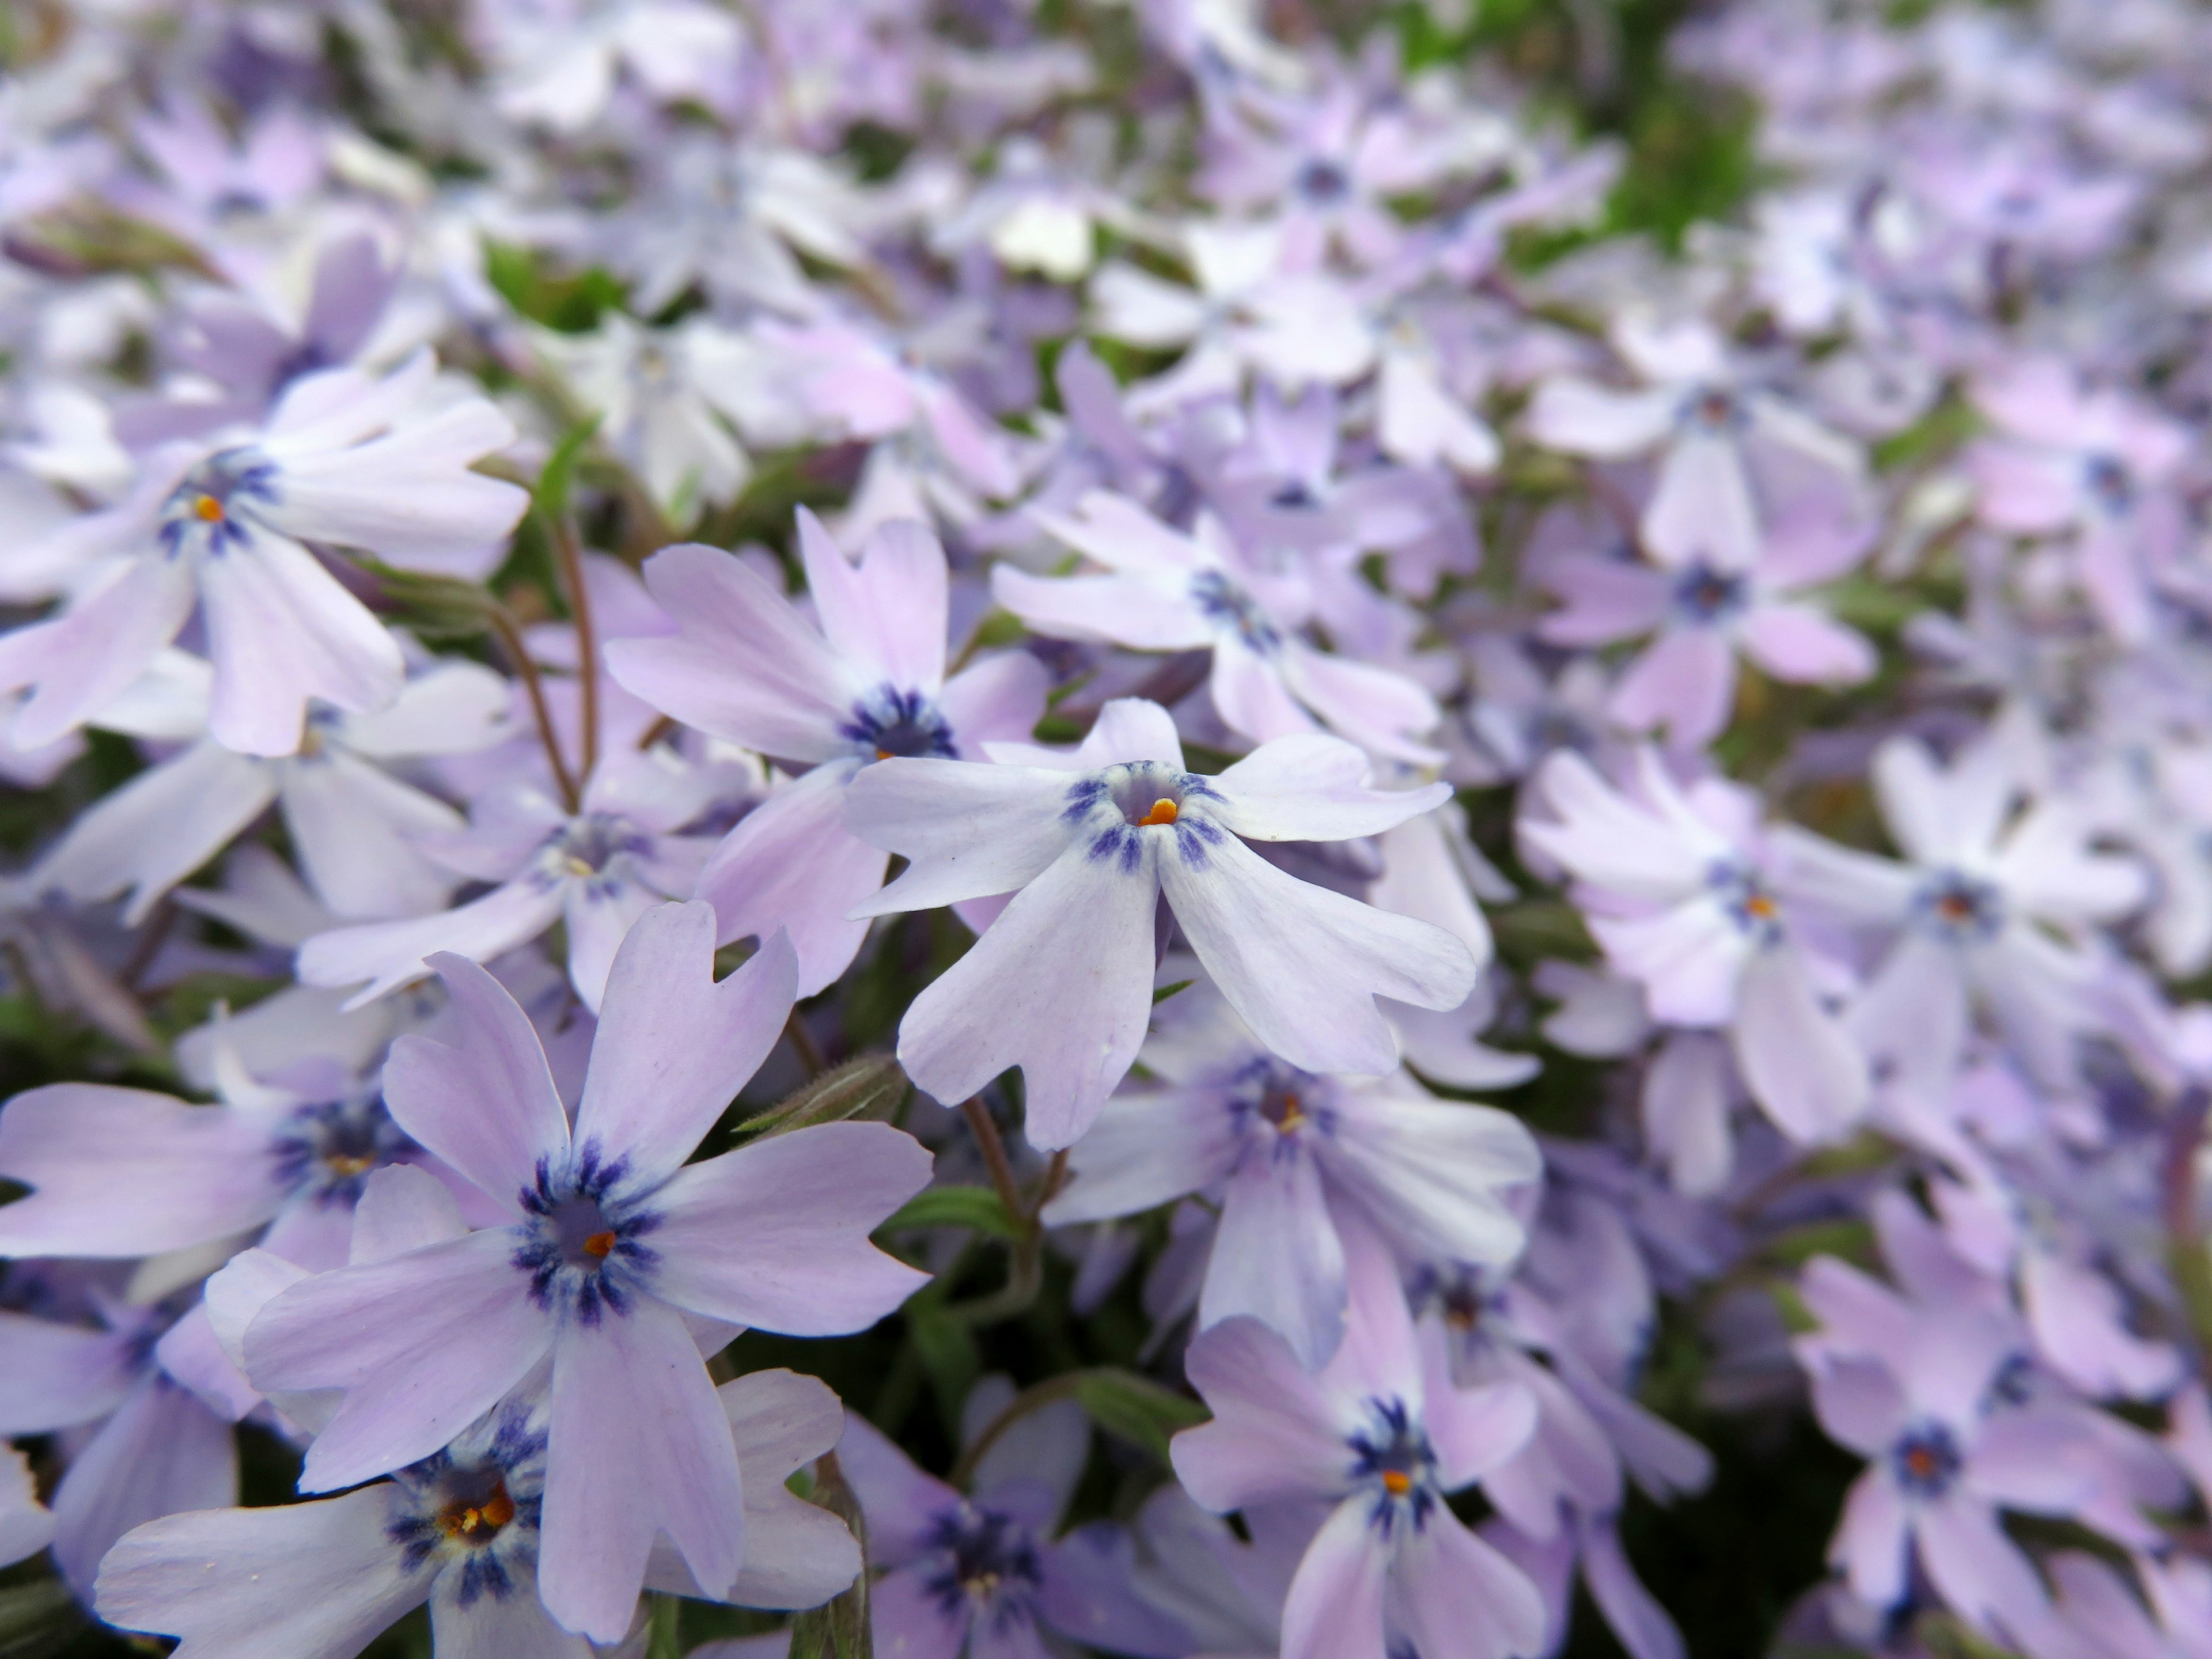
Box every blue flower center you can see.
[2083,454,2134,517]
[270,1093,415,1207]
[1190,570,1282,652]
[1063,761,1225,874]
[158,448,277,562]
[1707,859,1784,944]
[1891,1423,1962,1498]
[513,1142,661,1325]
[1673,562,1749,624]
[535,815,649,896]
[1912,869,2006,942]
[923,1503,1043,1618]
[1349,1398,1440,1537]
[842,686,955,762]
[389,1404,549,1607]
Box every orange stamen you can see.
[1137,798,1179,827]
[1381,1469,1412,1496]
[439,1483,517,1541]
[192,493,224,522]
[1744,892,1778,921]
[582,1230,617,1259]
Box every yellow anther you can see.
[582,1230,617,1259]
[1744,892,1778,921]
[192,493,224,522]
[1381,1469,1412,1497]
[563,856,597,879]
[1137,798,1179,827]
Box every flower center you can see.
[438,1478,517,1544]
[271,1094,412,1206]
[1891,1423,1962,1498]
[515,1143,661,1325]
[1674,562,1749,624]
[1137,798,1179,826]
[1707,861,1784,944]
[925,1505,1042,1619]
[842,687,955,763]
[1913,870,2005,941]
[1189,570,1282,652]
[192,493,225,522]
[1349,1399,1438,1536]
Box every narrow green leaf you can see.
[743,1055,907,1142]
[358,556,503,643]
[1070,1368,1209,1464]
[643,1593,684,1659]
[877,1184,1019,1240]
[1150,979,1194,1006]
[905,1290,982,1443]
[533,414,604,527]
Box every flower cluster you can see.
[1,1,2211,1658]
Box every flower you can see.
[1171,1220,1547,1659]
[242,903,931,1641]
[1041,983,1539,1368]
[604,510,1047,995]
[0,352,527,757]
[843,698,1480,1147]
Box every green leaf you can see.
[643,1594,684,1659]
[877,1184,1020,1240]
[359,557,505,643]
[533,414,604,528]
[1150,979,1194,1006]
[0,1576,82,1658]
[743,1055,907,1142]
[1070,1368,1209,1464]
[904,1289,982,1442]
[787,1453,872,1659]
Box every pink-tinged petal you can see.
[895,838,1158,1150]
[609,543,854,762]
[1521,751,1712,900]
[0,1313,137,1433]
[1645,430,1759,572]
[347,1165,468,1264]
[1277,643,1444,763]
[2019,1251,2180,1400]
[916,381,1019,499]
[297,877,566,1010]
[279,750,461,922]
[938,650,1050,758]
[993,566,1213,651]
[1173,1317,1351,1512]
[52,1375,237,1599]
[1210,632,1320,746]
[1872,736,2012,870]
[1915,1496,2051,1638]
[540,1297,744,1642]
[1039,1089,1244,1226]
[1524,380,1676,458]
[870,1563,971,1659]
[1797,1258,1918,1357]
[381,952,570,1211]
[1579,1517,1687,1659]
[844,758,1075,916]
[247,1229,554,1491]
[0,1084,281,1257]
[1737,603,1877,685]
[835,1412,961,1567]
[33,740,276,926]
[1211,734,1449,843]
[263,396,528,563]
[1607,628,1737,748]
[199,531,405,756]
[1801,1352,1908,1456]
[95,1487,427,1659]
[1967,441,2080,533]
[798,510,948,694]
[1766,826,1917,926]
[1850,933,1969,1095]
[1202,1141,1347,1371]
[1995,803,2147,926]
[574,905,794,1184]
[1830,1469,1908,1608]
[0,559,195,751]
[1326,1094,1538,1268]
[1640,1030,1734,1195]
[722,1369,847,1484]
[1316,1215,1428,1411]
[1589,902,1748,1027]
[1162,831,1476,1078]
[560,874,664,1016]
[1731,945,1868,1143]
[1389,1505,1548,1659]
[698,767,885,997]
[156,1303,262,1422]
[1425,1369,1539,1494]
[647,1122,932,1334]
[1537,557,1671,647]
[1278,1499,1388,1659]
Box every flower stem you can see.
[550,516,600,790]
[486,604,580,814]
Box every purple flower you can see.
[1041,984,1539,1367]
[243,903,931,1641]
[1172,1221,1546,1659]
[0,352,527,757]
[604,510,1047,995]
[836,1382,1188,1659]
[843,698,1478,1147]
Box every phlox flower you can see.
[1521,748,1869,1190]
[34,652,509,926]
[1770,734,2146,1092]
[1041,984,1539,1368]
[0,351,527,756]
[1171,1221,1547,1659]
[297,745,732,1013]
[484,0,745,132]
[95,1367,856,1659]
[994,490,1443,760]
[837,1380,1188,1659]
[243,903,931,1641]
[843,698,1480,1147]
[604,510,1047,995]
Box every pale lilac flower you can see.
[1171,1221,1547,1659]
[244,903,929,1641]
[297,746,729,1013]
[843,698,1480,1147]
[604,510,1047,995]
[35,653,509,926]
[836,1382,1187,1659]
[1522,748,1869,1188]
[1041,984,1539,1367]
[0,1293,237,1599]
[1538,507,1877,748]
[0,353,527,756]
[483,0,745,132]
[1968,355,2192,643]
[994,491,1443,760]
[1486,1510,1687,1659]
[1770,734,2147,1092]
[1126,1483,1304,1659]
